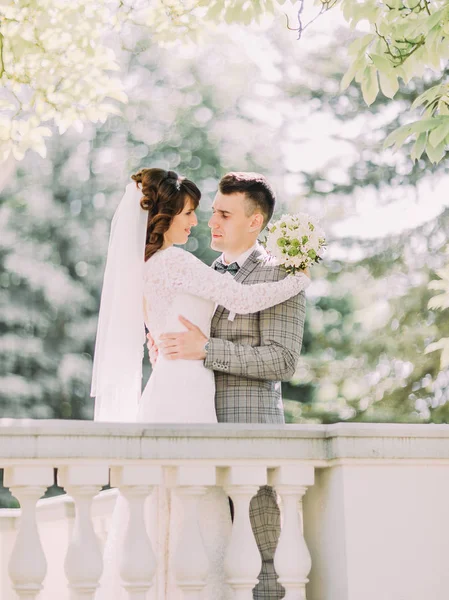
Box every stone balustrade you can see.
[1,420,449,600]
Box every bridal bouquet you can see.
[265,213,326,274]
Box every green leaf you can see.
[410,118,442,134]
[428,294,449,309]
[342,0,353,22]
[411,85,445,111]
[384,124,414,149]
[370,53,392,71]
[426,140,446,164]
[429,280,449,292]
[425,340,446,354]
[410,132,427,162]
[409,52,426,78]
[424,41,443,70]
[428,117,449,148]
[263,0,276,14]
[225,5,243,24]
[384,119,440,150]
[427,24,442,49]
[340,62,359,92]
[206,2,224,21]
[427,6,449,30]
[361,66,379,106]
[241,7,253,25]
[348,34,375,57]
[425,339,449,369]
[378,70,399,99]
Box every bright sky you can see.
[333,175,449,239]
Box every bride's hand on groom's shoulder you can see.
[147,332,159,366]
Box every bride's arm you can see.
[161,247,311,314]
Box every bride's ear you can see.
[249,212,264,233]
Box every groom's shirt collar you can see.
[220,242,258,268]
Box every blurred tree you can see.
[426,248,449,372]
[0,135,99,418]
[277,28,449,423]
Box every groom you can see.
[156,172,307,599]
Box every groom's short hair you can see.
[219,172,275,229]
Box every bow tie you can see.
[214,261,240,276]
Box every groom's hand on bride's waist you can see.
[146,332,159,366]
[159,316,208,360]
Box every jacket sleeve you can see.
[204,289,306,381]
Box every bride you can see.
[91,168,310,599]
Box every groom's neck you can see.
[223,240,257,265]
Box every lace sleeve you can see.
[156,247,310,314]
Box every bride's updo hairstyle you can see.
[131,168,201,261]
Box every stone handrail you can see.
[2,419,449,461]
[1,419,449,600]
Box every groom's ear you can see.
[249,212,264,233]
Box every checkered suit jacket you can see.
[204,243,306,423]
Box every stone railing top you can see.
[2,418,449,437]
[0,419,449,463]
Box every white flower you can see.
[265,212,326,273]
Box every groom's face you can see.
[209,191,260,254]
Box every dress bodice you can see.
[163,293,215,338]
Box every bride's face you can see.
[164,197,198,246]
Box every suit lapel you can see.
[234,244,266,284]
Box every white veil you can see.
[91,182,148,422]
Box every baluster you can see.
[172,465,216,599]
[110,465,162,600]
[220,465,267,600]
[58,465,109,599]
[4,466,54,599]
[269,465,315,600]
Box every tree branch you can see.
[374,24,425,67]
[289,0,338,40]
[0,32,5,78]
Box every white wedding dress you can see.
[139,246,309,422]
[96,246,310,600]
